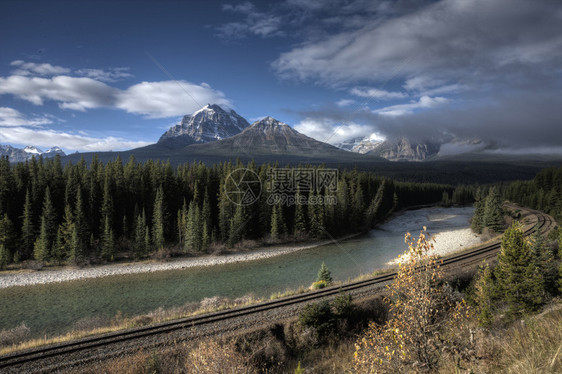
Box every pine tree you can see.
[134,211,146,258]
[483,187,503,232]
[69,223,82,265]
[33,188,57,262]
[228,204,246,247]
[185,200,201,251]
[270,203,286,240]
[366,182,385,228]
[152,186,166,250]
[101,216,115,261]
[495,223,544,317]
[471,188,485,234]
[531,222,557,294]
[317,262,332,284]
[33,216,50,262]
[73,189,87,259]
[0,243,9,270]
[293,190,307,238]
[54,204,74,262]
[0,214,15,257]
[201,191,211,251]
[474,262,494,326]
[20,189,35,260]
[308,191,325,239]
[99,173,113,258]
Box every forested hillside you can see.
[503,166,562,221]
[0,155,456,267]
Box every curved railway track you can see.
[0,206,556,372]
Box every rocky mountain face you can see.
[183,116,351,157]
[0,145,66,162]
[158,104,250,148]
[366,138,441,161]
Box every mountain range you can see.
[0,145,65,163]
[6,104,559,169]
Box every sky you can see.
[0,0,561,154]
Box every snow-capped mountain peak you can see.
[24,145,43,154]
[158,104,250,147]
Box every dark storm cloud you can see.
[273,0,562,151]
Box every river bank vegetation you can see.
[0,155,469,269]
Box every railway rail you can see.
[0,205,556,372]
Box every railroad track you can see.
[0,206,555,372]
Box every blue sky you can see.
[1,0,561,153]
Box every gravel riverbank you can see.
[0,238,352,289]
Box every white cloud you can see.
[116,80,232,118]
[0,75,117,109]
[375,96,449,116]
[0,126,151,152]
[0,107,53,127]
[75,67,134,82]
[294,117,375,144]
[10,60,71,76]
[350,87,407,100]
[336,99,355,107]
[0,66,231,118]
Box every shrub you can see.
[298,301,334,340]
[353,228,475,373]
[332,292,353,319]
[186,340,256,374]
[0,323,30,347]
[311,280,328,289]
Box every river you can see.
[0,206,476,340]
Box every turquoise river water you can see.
[0,206,474,339]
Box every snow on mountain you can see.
[334,134,384,154]
[23,145,43,154]
[1,145,66,162]
[158,104,250,147]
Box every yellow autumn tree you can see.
[353,227,474,373]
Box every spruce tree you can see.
[495,223,544,317]
[483,187,503,232]
[0,214,15,258]
[33,216,50,262]
[0,243,8,270]
[152,186,166,250]
[201,191,211,251]
[474,262,494,326]
[471,188,485,234]
[293,190,307,238]
[531,222,557,294]
[69,223,82,265]
[185,200,201,251]
[99,174,113,258]
[20,189,35,260]
[308,191,325,238]
[56,204,75,262]
[33,188,56,262]
[101,216,115,261]
[317,262,332,284]
[134,211,146,258]
[73,189,87,258]
[228,204,246,247]
[270,203,286,240]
